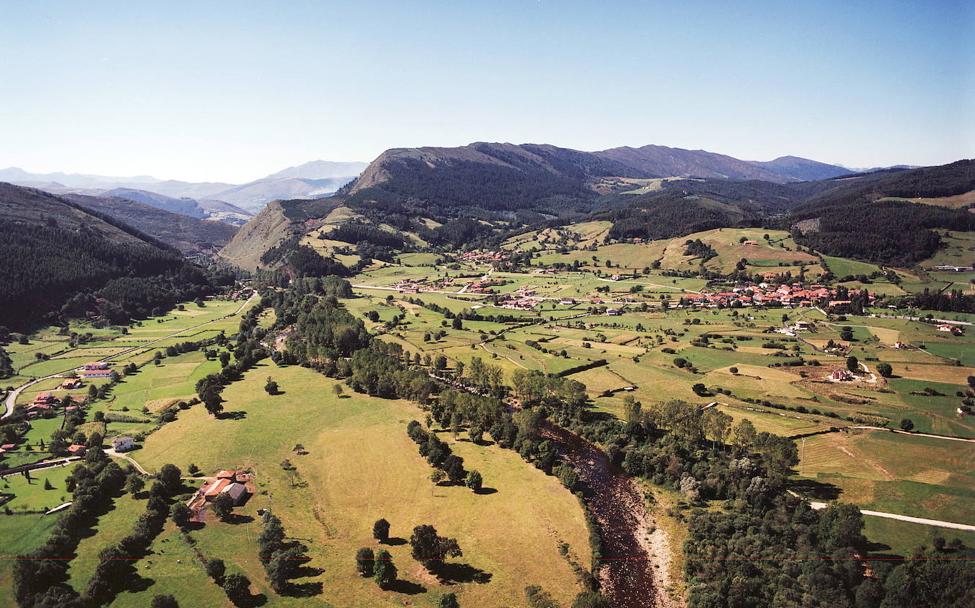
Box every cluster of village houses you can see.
[676,283,873,311]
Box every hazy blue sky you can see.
[1,0,971,183]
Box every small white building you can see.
[112,436,135,452]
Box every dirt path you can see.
[542,422,677,608]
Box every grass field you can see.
[0,515,60,606]
[128,364,592,607]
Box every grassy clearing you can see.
[0,515,60,606]
[0,462,77,513]
[130,364,591,607]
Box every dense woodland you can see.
[0,220,219,329]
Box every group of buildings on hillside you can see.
[185,469,255,522]
[677,283,873,311]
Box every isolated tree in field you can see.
[151,595,179,608]
[222,573,251,606]
[465,470,483,492]
[452,316,463,330]
[188,463,200,476]
[206,558,226,583]
[374,550,396,589]
[877,362,893,378]
[356,547,375,577]
[729,366,738,375]
[439,593,460,608]
[410,524,462,569]
[211,492,234,520]
[170,503,193,529]
[264,377,279,395]
[333,384,343,397]
[158,464,182,495]
[196,375,224,416]
[846,356,859,373]
[43,479,53,490]
[840,327,854,341]
[900,418,914,431]
[373,518,390,543]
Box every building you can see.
[66,444,87,456]
[60,378,83,389]
[80,368,115,379]
[32,392,58,407]
[830,369,854,381]
[83,362,109,371]
[112,436,135,452]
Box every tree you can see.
[732,419,757,449]
[266,546,301,593]
[158,464,182,495]
[150,595,179,608]
[356,547,375,577]
[43,479,53,490]
[211,492,234,520]
[219,351,231,367]
[196,375,224,416]
[333,384,344,397]
[840,327,854,341]
[264,377,279,395]
[877,362,893,378]
[206,558,226,583]
[188,463,200,476]
[373,518,391,543]
[410,524,462,569]
[900,418,915,431]
[439,593,460,608]
[374,549,396,589]
[170,503,193,529]
[846,356,859,372]
[222,573,251,606]
[465,470,483,492]
[126,473,145,496]
[451,317,462,330]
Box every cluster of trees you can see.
[13,449,126,607]
[683,238,718,262]
[195,334,268,416]
[406,420,469,485]
[792,199,975,266]
[85,465,183,605]
[329,222,407,249]
[283,297,371,362]
[0,345,13,378]
[911,288,975,314]
[604,193,747,241]
[511,369,587,418]
[258,511,311,594]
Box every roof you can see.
[216,469,236,479]
[66,444,86,454]
[221,482,248,500]
[204,478,231,498]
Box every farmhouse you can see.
[66,444,86,456]
[83,362,109,370]
[186,469,256,521]
[80,367,115,379]
[830,369,854,382]
[60,378,83,389]
[112,436,135,452]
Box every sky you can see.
[0,0,971,183]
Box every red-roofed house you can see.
[66,444,86,456]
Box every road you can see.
[2,292,259,420]
[105,447,150,475]
[850,425,975,444]
[807,501,975,531]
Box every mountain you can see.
[63,193,238,256]
[101,188,206,218]
[0,183,211,328]
[749,156,851,181]
[0,161,364,214]
[262,160,367,181]
[218,197,342,272]
[209,176,356,212]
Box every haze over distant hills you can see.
[0,159,367,217]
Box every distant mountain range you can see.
[0,159,368,219]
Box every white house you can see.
[112,436,135,452]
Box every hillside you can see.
[211,176,355,212]
[750,155,851,181]
[218,197,343,271]
[64,193,239,255]
[0,183,211,328]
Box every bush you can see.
[356,547,375,577]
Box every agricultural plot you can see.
[0,515,59,606]
[127,364,592,607]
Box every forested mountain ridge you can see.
[0,183,219,329]
[63,193,239,256]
